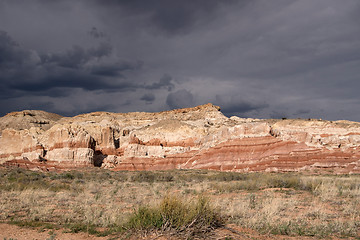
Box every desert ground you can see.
[0,167,359,239]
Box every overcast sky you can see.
[0,0,359,121]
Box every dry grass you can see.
[0,168,359,238]
[124,194,224,238]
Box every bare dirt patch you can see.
[0,223,107,240]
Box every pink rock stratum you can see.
[1,103,360,173]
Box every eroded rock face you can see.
[0,110,63,135]
[1,103,360,173]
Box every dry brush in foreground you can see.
[0,168,359,239]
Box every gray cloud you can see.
[214,95,269,117]
[140,93,156,103]
[0,29,143,98]
[166,89,194,109]
[88,27,106,39]
[145,74,174,91]
[91,0,239,36]
[0,31,28,67]
[0,0,359,121]
[42,42,113,69]
[293,109,311,116]
[270,110,289,120]
[221,102,269,117]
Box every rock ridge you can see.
[1,104,359,173]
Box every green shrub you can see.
[126,206,163,230]
[125,195,224,235]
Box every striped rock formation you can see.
[0,104,359,173]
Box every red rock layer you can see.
[114,136,360,173]
[1,104,360,174]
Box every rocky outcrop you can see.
[0,110,62,135]
[1,104,360,173]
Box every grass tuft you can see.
[125,194,224,236]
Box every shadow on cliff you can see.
[93,150,107,167]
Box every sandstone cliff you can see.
[1,104,359,173]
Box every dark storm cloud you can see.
[0,0,360,121]
[166,89,194,109]
[0,30,39,99]
[41,42,112,69]
[11,72,134,92]
[0,29,142,98]
[140,93,155,103]
[27,101,56,113]
[214,95,269,117]
[28,100,116,117]
[294,109,311,116]
[221,102,269,117]
[88,27,106,39]
[91,0,239,35]
[0,30,35,70]
[145,74,174,91]
[75,103,116,115]
[0,31,20,64]
[270,111,289,120]
[90,61,141,77]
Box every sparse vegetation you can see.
[125,194,224,237]
[0,167,359,239]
